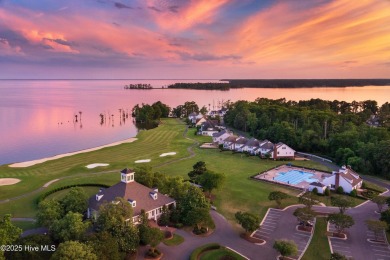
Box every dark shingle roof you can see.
[245,138,260,147]
[310,182,326,187]
[89,181,175,217]
[259,141,274,150]
[213,130,228,137]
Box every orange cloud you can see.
[146,0,231,32]
[230,0,390,67]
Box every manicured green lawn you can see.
[163,234,184,246]
[187,128,213,143]
[0,118,332,227]
[12,221,38,231]
[200,247,246,260]
[312,192,366,207]
[302,217,331,260]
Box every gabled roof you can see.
[235,137,248,145]
[310,182,326,188]
[245,138,260,147]
[259,141,274,150]
[339,168,362,187]
[121,168,135,174]
[213,129,229,137]
[223,135,238,143]
[89,181,175,217]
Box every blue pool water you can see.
[274,170,318,185]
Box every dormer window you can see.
[96,194,104,201]
[128,199,136,207]
[150,191,158,200]
[112,200,120,205]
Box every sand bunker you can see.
[86,163,109,169]
[0,178,21,186]
[159,152,176,157]
[9,138,137,168]
[135,159,151,163]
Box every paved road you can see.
[137,210,278,260]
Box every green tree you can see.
[51,241,97,260]
[331,196,353,214]
[180,186,210,226]
[87,232,120,260]
[5,234,54,260]
[366,219,388,241]
[0,214,23,260]
[273,240,298,258]
[36,199,63,228]
[200,106,208,115]
[50,212,90,242]
[115,224,139,253]
[186,207,213,230]
[268,191,289,208]
[61,187,88,214]
[96,197,133,233]
[372,196,388,213]
[197,171,225,197]
[380,209,390,228]
[327,213,354,236]
[142,227,164,252]
[188,161,207,180]
[293,207,315,226]
[235,211,260,235]
[298,191,316,210]
[158,205,170,226]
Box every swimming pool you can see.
[274,170,319,185]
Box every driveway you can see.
[137,210,278,260]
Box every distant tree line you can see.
[132,101,170,124]
[224,98,390,178]
[167,82,231,90]
[172,101,200,118]
[124,84,153,89]
[225,79,390,88]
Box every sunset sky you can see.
[0,0,389,79]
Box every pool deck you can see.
[254,165,332,190]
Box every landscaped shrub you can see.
[193,226,208,235]
[312,188,318,195]
[146,248,161,258]
[336,186,344,194]
[362,190,379,199]
[189,243,221,260]
[349,189,357,197]
[37,183,110,203]
[174,223,183,229]
[324,187,330,196]
[361,182,367,189]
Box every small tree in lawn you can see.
[327,213,354,236]
[235,211,260,236]
[268,191,289,208]
[197,171,225,197]
[366,219,388,241]
[372,196,388,213]
[331,196,353,214]
[273,240,298,259]
[187,207,213,232]
[188,161,207,181]
[293,207,315,226]
[299,191,316,210]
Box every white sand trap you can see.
[0,178,21,186]
[9,138,137,168]
[86,163,109,169]
[159,152,176,157]
[135,159,151,163]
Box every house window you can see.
[331,184,335,188]
[282,147,286,149]
[277,152,279,154]
[151,210,154,216]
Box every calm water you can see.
[1,79,389,165]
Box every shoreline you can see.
[8,137,138,168]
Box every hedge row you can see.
[37,183,110,203]
[189,243,221,260]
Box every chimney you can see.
[335,172,340,189]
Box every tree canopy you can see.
[273,240,298,257]
[331,196,353,214]
[0,214,23,259]
[327,213,355,235]
[61,187,88,215]
[235,211,260,234]
[268,191,289,208]
[197,171,225,197]
[51,241,97,260]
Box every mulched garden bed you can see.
[240,233,265,244]
[297,225,313,232]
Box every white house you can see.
[88,168,176,224]
[199,120,219,136]
[189,112,204,124]
[223,135,239,149]
[257,140,274,157]
[308,182,327,194]
[212,130,232,144]
[234,137,248,152]
[242,138,260,154]
[272,142,295,159]
[195,117,207,126]
[321,166,363,193]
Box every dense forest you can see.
[224,98,390,178]
[166,80,390,90]
[167,82,231,90]
[225,79,390,88]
